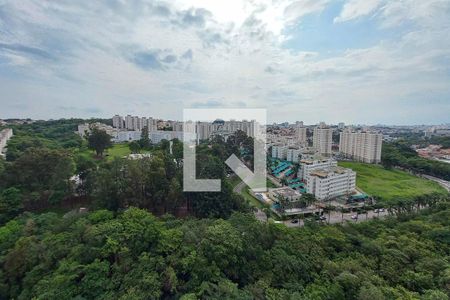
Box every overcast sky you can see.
[0,0,449,125]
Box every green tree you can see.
[0,188,23,224]
[139,126,151,149]
[129,141,141,154]
[87,128,112,157]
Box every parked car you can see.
[379,208,385,212]
[319,216,327,221]
[290,219,299,224]
[351,215,358,220]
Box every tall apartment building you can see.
[296,127,307,145]
[286,147,301,163]
[272,144,287,160]
[339,131,383,163]
[313,124,332,156]
[196,122,213,141]
[306,166,356,200]
[298,157,338,180]
[112,115,124,129]
[338,122,345,129]
[125,115,134,130]
[223,120,257,138]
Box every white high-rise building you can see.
[306,166,356,200]
[298,157,337,180]
[272,144,287,160]
[296,127,307,145]
[286,147,301,163]
[132,116,141,131]
[338,122,345,129]
[146,117,157,132]
[112,115,124,129]
[313,124,332,156]
[125,115,134,130]
[339,131,383,163]
[196,122,213,141]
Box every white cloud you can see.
[0,0,449,124]
[334,0,382,23]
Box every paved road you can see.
[284,209,390,227]
[422,175,450,192]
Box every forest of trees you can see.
[382,142,450,180]
[0,202,449,299]
[0,120,449,299]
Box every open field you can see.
[105,144,131,160]
[76,143,132,161]
[339,161,448,201]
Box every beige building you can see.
[339,131,382,163]
[313,124,332,156]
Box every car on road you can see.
[319,216,327,221]
[290,219,299,224]
[351,215,358,220]
[379,208,385,212]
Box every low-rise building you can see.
[77,123,118,139]
[306,166,356,200]
[268,187,302,202]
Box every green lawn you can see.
[76,143,132,161]
[105,144,131,160]
[339,161,448,201]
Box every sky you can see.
[0,0,449,125]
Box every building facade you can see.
[339,131,383,163]
[306,166,356,200]
[313,125,332,156]
[286,147,301,163]
[296,127,307,145]
[298,157,338,180]
[272,144,287,160]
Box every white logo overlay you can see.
[183,108,267,192]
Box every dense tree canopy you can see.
[382,142,450,180]
[0,203,448,299]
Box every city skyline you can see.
[1,0,449,125]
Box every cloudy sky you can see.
[0,0,449,124]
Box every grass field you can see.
[228,176,276,209]
[76,143,133,161]
[105,144,131,160]
[339,161,448,201]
